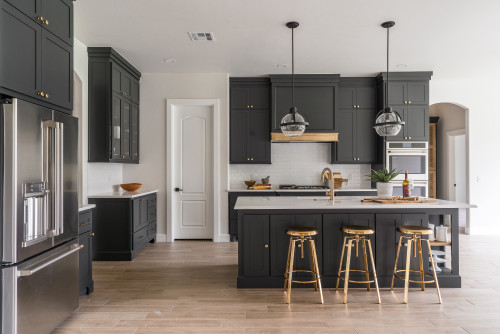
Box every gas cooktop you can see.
[279,184,329,190]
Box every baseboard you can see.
[156,234,167,242]
[216,234,230,242]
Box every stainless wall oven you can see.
[1,99,79,334]
[386,141,428,181]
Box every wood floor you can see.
[54,234,500,334]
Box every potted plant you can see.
[367,168,399,199]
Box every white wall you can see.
[429,103,466,200]
[122,73,229,240]
[431,73,500,234]
[230,143,371,189]
[73,38,123,201]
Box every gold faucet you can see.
[321,167,334,200]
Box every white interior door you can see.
[173,105,213,239]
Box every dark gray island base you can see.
[235,196,475,289]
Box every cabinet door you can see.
[230,87,248,109]
[335,109,355,162]
[140,198,149,227]
[5,0,39,18]
[249,109,270,163]
[405,105,428,140]
[338,87,356,109]
[120,99,131,159]
[355,108,377,163]
[111,94,122,159]
[111,65,121,94]
[375,214,401,282]
[385,105,406,141]
[243,215,269,277]
[230,110,249,163]
[41,29,72,110]
[250,86,269,109]
[270,215,295,277]
[0,2,42,98]
[356,87,376,109]
[41,0,72,46]
[131,79,140,103]
[130,103,139,161]
[387,82,406,105]
[323,214,348,277]
[78,231,92,295]
[407,81,428,105]
[399,214,429,281]
[121,72,131,98]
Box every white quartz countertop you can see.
[227,188,376,193]
[88,189,158,199]
[234,196,477,210]
[79,204,96,212]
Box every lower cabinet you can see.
[78,209,94,295]
[243,215,269,277]
[88,193,157,261]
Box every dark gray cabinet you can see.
[377,72,432,141]
[270,75,340,132]
[78,209,94,295]
[88,194,157,261]
[243,215,269,277]
[333,78,377,163]
[88,47,141,163]
[0,0,73,114]
[230,78,271,164]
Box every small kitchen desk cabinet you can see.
[88,191,158,261]
[78,206,95,295]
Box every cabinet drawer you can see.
[78,211,92,234]
[133,226,148,249]
[148,222,156,238]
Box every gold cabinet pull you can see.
[264,244,269,248]
[90,233,95,237]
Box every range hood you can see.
[271,132,338,142]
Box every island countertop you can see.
[234,196,477,210]
[88,189,158,199]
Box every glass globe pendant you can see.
[280,21,308,137]
[374,21,405,136]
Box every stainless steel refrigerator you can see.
[1,99,79,334]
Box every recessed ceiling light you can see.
[276,64,288,68]
[163,58,176,63]
[397,63,408,68]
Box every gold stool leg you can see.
[425,239,442,304]
[310,239,324,304]
[284,236,293,292]
[403,236,413,304]
[361,236,371,291]
[343,238,353,304]
[417,236,425,291]
[336,236,348,291]
[367,239,381,304]
[391,235,404,290]
[286,239,296,304]
[308,238,318,291]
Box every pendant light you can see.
[374,21,405,137]
[280,21,309,137]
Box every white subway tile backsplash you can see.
[230,143,372,189]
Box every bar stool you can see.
[283,226,323,304]
[336,225,381,304]
[391,226,442,304]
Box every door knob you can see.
[175,188,183,192]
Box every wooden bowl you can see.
[120,183,142,192]
[244,180,256,188]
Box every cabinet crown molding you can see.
[376,71,433,82]
[88,47,141,79]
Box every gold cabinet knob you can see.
[45,93,49,99]
[251,158,253,161]
[90,233,95,237]
[408,137,412,139]
[122,155,126,158]
[408,101,412,104]
[247,105,250,108]
[44,19,49,25]
[39,91,45,97]
[264,244,269,248]
[247,158,250,161]
[357,105,360,108]
[251,105,254,108]
[353,105,355,108]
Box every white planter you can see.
[376,182,394,199]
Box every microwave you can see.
[391,180,429,198]
[386,142,428,181]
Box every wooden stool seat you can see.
[397,226,433,235]
[286,227,318,237]
[342,225,375,235]
[284,226,323,304]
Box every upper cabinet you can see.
[270,75,340,132]
[230,78,271,164]
[377,72,432,141]
[0,0,73,113]
[88,47,141,163]
[333,78,377,164]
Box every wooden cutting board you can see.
[362,196,438,204]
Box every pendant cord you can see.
[291,26,295,121]
[385,26,390,110]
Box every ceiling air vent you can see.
[188,32,215,41]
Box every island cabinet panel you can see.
[78,209,94,296]
[269,215,322,278]
[243,215,269,277]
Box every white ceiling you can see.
[74,0,500,78]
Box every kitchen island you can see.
[235,196,476,288]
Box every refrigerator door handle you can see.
[17,244,81,277]
[55,121,64,235]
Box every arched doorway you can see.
[429,102,470,234]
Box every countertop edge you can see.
[88,189,159,199]
[79,204,96,212]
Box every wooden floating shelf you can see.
[429,240,452,247]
